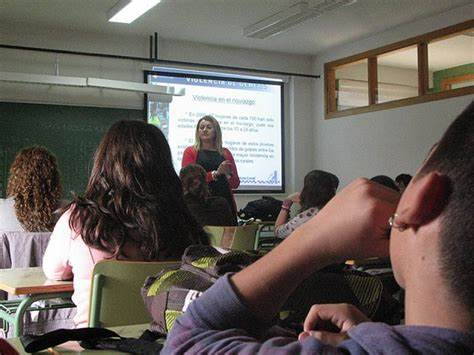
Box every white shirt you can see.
[0,197,25,232]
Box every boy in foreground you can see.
[163,103,474,354]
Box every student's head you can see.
[6,146,62,232]
[370,175,399,192]
[70,120,207,259]
[194,115,223,153]
[180,164,209,201]
[390,102,474,321]
[300,170,339,211]
[395,173,412,192]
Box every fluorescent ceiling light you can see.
[108,0,161,24]
[0,71,87,87]
[87,77,185,95]
[244,0,357,39]
[0,71,184,96]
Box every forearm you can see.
[275,199,292,228]
[274,209,289,229]
[232,220,340,322]
[232,179,398,322]
[164,274,334,354]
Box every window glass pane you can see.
[428,29,474,93]
[335,60,368,110]
[377,46,418,103]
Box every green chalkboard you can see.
[0,102,144,199]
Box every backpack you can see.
[141,245,397,335]
[141,245,261,334]
[238,196,283,221]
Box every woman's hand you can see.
[298,303,369,346]
[217,160,232,177]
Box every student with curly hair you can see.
[180,164,236,226]
[0,146,62,232]
[43,120,208,327]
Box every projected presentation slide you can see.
[146,71,284,192]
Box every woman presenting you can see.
[182,115,240,217]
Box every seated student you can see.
[43,120,208,328]
[180,164,236,226]
[275,170,338,239]
[163,103,474,354]
[0,146,62,232]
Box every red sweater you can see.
[181,146,240,189]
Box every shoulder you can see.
[0,197,14,212]
[52,208,74,233]
[184,146,197,154]
[222,148,234,158]
[298,207,319,219]
[348,323,474,353]
[0,197,25,232]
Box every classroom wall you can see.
[312,3,474,189]
[0,23,315,208]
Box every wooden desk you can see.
[0,267,74,337]
[8,323,150,354]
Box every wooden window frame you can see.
[325,20,474,119]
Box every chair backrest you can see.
[204,224,259,251]
[88,260,179,328]
[254,222,282,251]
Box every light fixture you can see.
[107,0,161,24]
[243,0,357,39]
[0,71,87,87]
[87,77,185,95]
[0,71,185,96]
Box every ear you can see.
[396,172,451,227]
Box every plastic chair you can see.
[254,222,282,251]
[88,260,179,328]
[204,224,259,251]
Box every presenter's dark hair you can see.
[299,170,339,212]
[7,146,62,232]
[418,102,474,320]
[69,120,207,260]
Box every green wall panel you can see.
[0,102,144,199]
[432,63,474,92]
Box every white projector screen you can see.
[146,69,284,193]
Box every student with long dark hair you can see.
[43,120,207,327]
[275,170,339,239]
[180,164,236,226]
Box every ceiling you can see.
[0,0,471,56]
